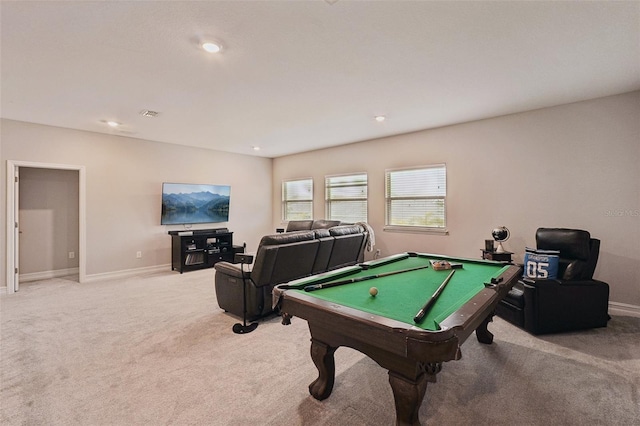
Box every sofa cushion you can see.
[260,230,315,246]
[329,224,364,236]
[270,241,320,284]
[536,228,591,261]
[251,238,319,287]
[285,220,314,232]
[323,224,366,269]
[313,228,331,238]
[561,259,588,280]
[311,235,334,274]
[311,220,341,229]
[285,219,342,232]
[536,228,595,280]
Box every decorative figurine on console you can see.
[492,226,510,253]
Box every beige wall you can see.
[1,120,273,286]
[19,167,80,276]
[2,92,638,308]
[273,91,640,308]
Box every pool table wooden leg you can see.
[388,370,432,426]
[308,338,337,400]
[475,312,495,344]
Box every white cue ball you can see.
[369,287,378,297]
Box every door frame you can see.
[6,160,86,293]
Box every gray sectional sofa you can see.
[214,223,369,320]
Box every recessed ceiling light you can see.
[107,121,119,128]
[202,41,222,53]
[374,115,386,122]
[252,146,261,151]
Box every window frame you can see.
[325,172,368,223]
[384,164,448,234]
[282,178,314,221]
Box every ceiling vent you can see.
[140,110,159,117]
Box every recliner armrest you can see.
[520,277,561,288]
[522,277,604,288]
[213,261,252,279]
[558,279,608,287]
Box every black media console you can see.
[168,228,243,273]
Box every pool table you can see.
[272,252,522,426]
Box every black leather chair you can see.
[496,228,610,334]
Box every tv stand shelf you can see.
[168,228,240,273]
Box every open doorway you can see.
[6,161,86,293]
[19,168,80,283]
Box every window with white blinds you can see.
[282,178,313,220]
[325,173,368,223]
[385,165,446,230]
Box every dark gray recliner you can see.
[496,228,610,334]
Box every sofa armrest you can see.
[213,261,252,279]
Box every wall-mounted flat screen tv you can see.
[161,183,230,225]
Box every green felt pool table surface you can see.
[283,252,510,331]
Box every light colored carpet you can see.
[1,270,639,425]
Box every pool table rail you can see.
[436,262,522,344]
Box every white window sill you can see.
[383,225,449,235]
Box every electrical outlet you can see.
[68,251,75,259]
[136,251,142,259]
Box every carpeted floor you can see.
[1,270,639,425]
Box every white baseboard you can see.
[83,264,172,283]
[20,268,80,283]
[609,302,640,318]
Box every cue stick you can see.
[413,270,456,323]
[303,264,430,292]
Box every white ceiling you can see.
[2,1,639,158]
